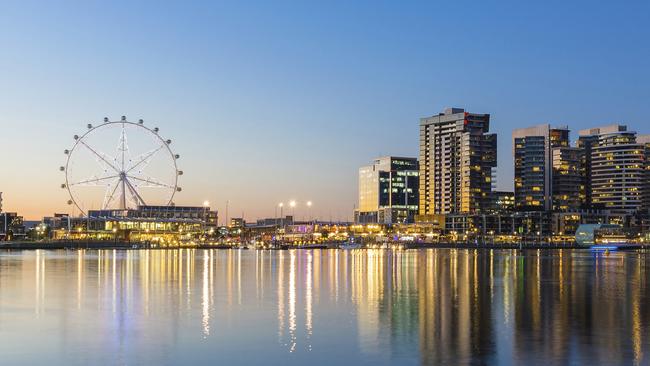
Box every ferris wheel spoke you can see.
[69,174,120,187]
[127,175,175,189]
[103,179,122,209]
[115,122,126,171]
[125,143,166,174]
[78,140,120,173]
[120,122,132,172]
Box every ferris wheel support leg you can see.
[124,177,147,208]
[120,178,128,210]
[103,179,122,210]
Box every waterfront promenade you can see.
[3,240,647,251]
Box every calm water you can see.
[0,249,648,365]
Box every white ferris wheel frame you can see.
[62,117,182,216]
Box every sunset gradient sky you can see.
[1,0,649,221]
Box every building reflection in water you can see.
[201,252,210,337]
[0,249,648,365]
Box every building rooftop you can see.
[578,124,628,136]
[443,107,465,115]
[420,107,489,126]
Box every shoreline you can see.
[1,240,647,251]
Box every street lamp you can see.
[277,202,284,225]
[306,201,313,222]
[275,202,285,248]
[203,201,210,236]
[306,201,314,240]
[289,200,296,220]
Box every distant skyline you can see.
[1,0,649,220]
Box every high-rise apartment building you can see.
[418,108,497,215]
[578,125,648,214]
[512,124,581,211]
[551,147,582,211]
[576,133,598,208]
[640,135,650,212]
[357,156,419,224]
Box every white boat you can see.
[339,242,361,250]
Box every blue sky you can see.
[1,0,649,221]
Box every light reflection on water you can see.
[0,249,648,365]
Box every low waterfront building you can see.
[490,191,515,212]
[42,213,73,231]
[0,211,26,240]
[138,205,218,228]
[256,215,294,227]
[244,220,351,244]
[418,210,620,241]
[0,192,26,240]
[442,212,550,238]
[229,217,245,228]
[45,205,218,245]
[354,211,378,224]
[550,212,582,237]
[574,224,636,245]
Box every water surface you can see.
[0,249,648,365]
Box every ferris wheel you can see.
[61,116,182,216]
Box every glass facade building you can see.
[357,156,419,224]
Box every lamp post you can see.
[276,203,282,225]
[306,201,313,222]
[289,200,296,220]
[275,202,285,248]
[203,201,210,237]
[306,201,313,242]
